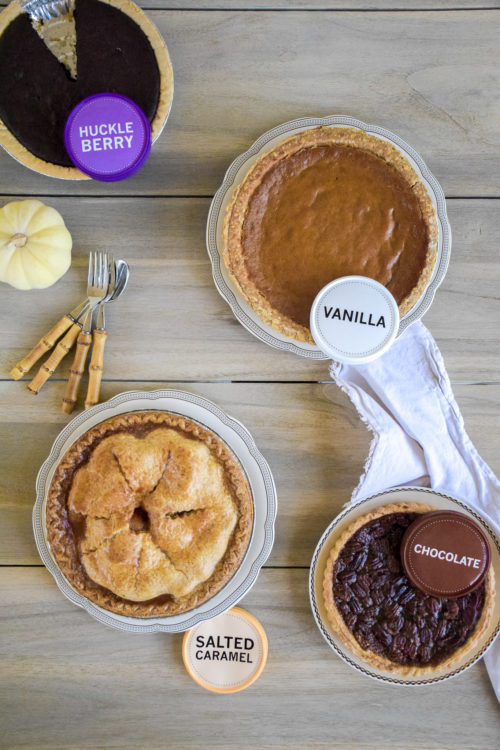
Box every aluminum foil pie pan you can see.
[33,389,277,633]
[309,487,500,685]
[207,115,452,360]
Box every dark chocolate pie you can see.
[0,0,173,178]
[223,126,438,344]
[323,503,495,676]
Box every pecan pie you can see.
[223,126,438,344]
[323,503,495,676]
[46,411,253,617]
[0,0,173,178]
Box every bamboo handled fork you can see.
[11,252,128,412]
[84,259,130,410]
[19,251,110,397]
[61,252,112,413]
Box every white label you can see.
[184,609,266,691]
[310,276,399,363]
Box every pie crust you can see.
[223,126,438,344]
[0,0,173,179]
[46,411,253,617]
[322,503,495,677]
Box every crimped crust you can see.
[223,126,438,344]
[322,503,496,677]
[0,0,173,179]
[46,411,253,617]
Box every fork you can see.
[84,256,117,410]
[61,252,110,414]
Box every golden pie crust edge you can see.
[223,126,439,344]
[0,0,173,180]
[46,410,254,617]
[322,502,496,678]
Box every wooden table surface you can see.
[1,1,500,748]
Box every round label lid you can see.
[182,607,268,693]
[310,276,399,364]
[64,93,152,181]
[401,510,491,598]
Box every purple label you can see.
[64,93,152,181]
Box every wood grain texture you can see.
[2,380,500,567]
[1,197,499,382]
[141,1,500,7]
[1,1,499,745]
[1,1,498,7]
[0,10,499,196]
[0,566,498,750]
[0,380,370,566]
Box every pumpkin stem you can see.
[8,233,28,249]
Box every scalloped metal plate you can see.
[33,390,277,633]
[309,487,500,685]
[207,115,452,359]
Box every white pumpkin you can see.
[0,199,72,290]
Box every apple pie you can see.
[46,411,254,617]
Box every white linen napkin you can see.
[330,320,500,697]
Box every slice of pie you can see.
[223,126,438,344]
[46,411,254,617]
[0,0,173,178]
[322,503,495,677]
[32,4,78,80]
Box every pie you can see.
[46,411,254,617]
[223,126,438,344]
[0,0,173,178]
[322,503,495,677]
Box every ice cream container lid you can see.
[182,607,268,693]
[64,93,152,181]
[310,276,399,364]
[401,510,491,598]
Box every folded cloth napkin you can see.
[330,320,499,697]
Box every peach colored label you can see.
[183,607,268,693]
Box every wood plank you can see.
[0,10,499,196]
[425,198,500,379]
[0,197,499,382]
[2,380,500,567]
[139,1,500,7]
[0,380,370,566]
[3,1,498,8]
[0,566,498,750]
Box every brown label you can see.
[401,510,490,598]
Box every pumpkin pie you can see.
[0,0,173,178]
[223,127,438,344]
[323,503,495,677]
[46,411,253,617]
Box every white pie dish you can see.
[309,486,500,685]
[33,389,277,633]
[207,115,452,359]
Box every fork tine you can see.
[98,251,103,290]
[95,251,99,289]
[96,251,100,291]
[94,251,99,290]
[102,252,108,290]
[100,253,105,291]
[87,252,93,292]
